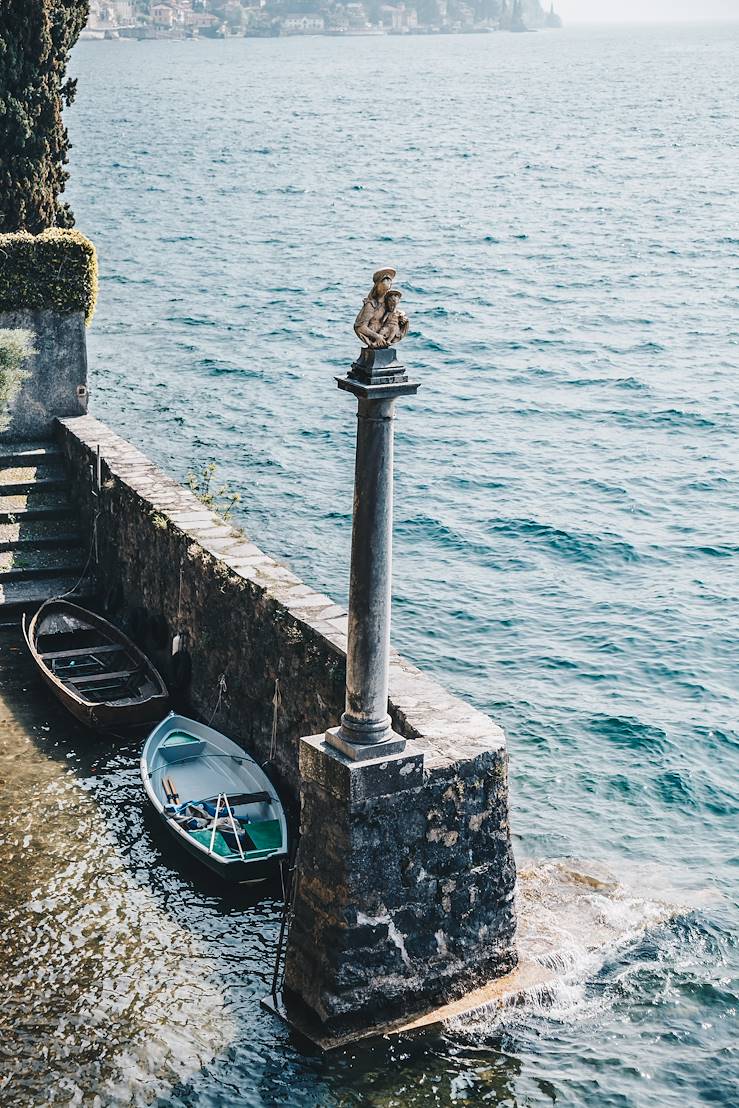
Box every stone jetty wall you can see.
[57,414,517,1033]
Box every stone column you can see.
[325,347,419,761]
[275,340,518,1044]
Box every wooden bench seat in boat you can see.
[40,643,122,661]
[66,668,141,687]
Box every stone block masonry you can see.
[57,414,346,804]
[284,734,517,1034]
[56,414,517,1035]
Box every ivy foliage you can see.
[0,228,98,323]
[0,328,34,431]
[0,1,90,233]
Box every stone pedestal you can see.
[0,309,88,441]
[281,728,518,1040]
[283,734,426,1033]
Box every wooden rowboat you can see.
[141,713,288,883]
[23,599,169,731]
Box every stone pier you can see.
[282,721,517,1037]
[279,339,518,1038]
[56,414,518,1040]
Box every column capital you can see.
[336,347,420,401]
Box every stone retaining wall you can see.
[1,311,87,441]
[57,414,517,1033]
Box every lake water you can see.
[5,23,738,1107]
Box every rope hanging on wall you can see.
[269,677,281,766]
[208,672,228,725]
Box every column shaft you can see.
[339,396,395,743]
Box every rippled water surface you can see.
[3,23,738,1107]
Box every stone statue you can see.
[354,267,409,349]
[377,289,409,347]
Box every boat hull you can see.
[141,713,288,884]
[160,814,282,883]
[24,600,169,733]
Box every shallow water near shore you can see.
[2,22,738,1107]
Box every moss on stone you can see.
[0,229,98,324]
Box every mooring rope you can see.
[56,508,100,602]
[208,672,228,724]
[271,843,299,1000]
[174,556,184,648]
[268,677,281,765]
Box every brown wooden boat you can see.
[23,599,169,731]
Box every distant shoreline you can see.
[79,27,565,43]
[77,21,739,45]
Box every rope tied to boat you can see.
[271,841,299,1001]
[55,507,101,603]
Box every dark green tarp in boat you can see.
[189,819,282,859]
[190,829,232,857]
[245,819,282,852]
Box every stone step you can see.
[0,518,83,552]
[0,490,73,524]
[0,442,62,468]
[0,476,68,497]
[0,574,94,626]
[0,461,67,485]
[0,546,87,582]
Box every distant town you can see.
[82,0,563,40]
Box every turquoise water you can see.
[51,23,739,1105]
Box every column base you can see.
[324,724,406,761]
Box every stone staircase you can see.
[0,441,93,627]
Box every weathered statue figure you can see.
[377,289,409,347]
[354,267,409,349]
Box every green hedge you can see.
[0,229,98,325]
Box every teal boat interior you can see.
[142,718,286,865]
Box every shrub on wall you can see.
[0,228,98,324]
[0,329,35,431]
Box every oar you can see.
[164,776,180,805]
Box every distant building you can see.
[86,0,136,30]
[377,5,419,30]
[281,13,326,33]
[344,2,372,29]
[185,9,220,30]
[150,4,175,28]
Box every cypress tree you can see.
[0,1,90,233]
